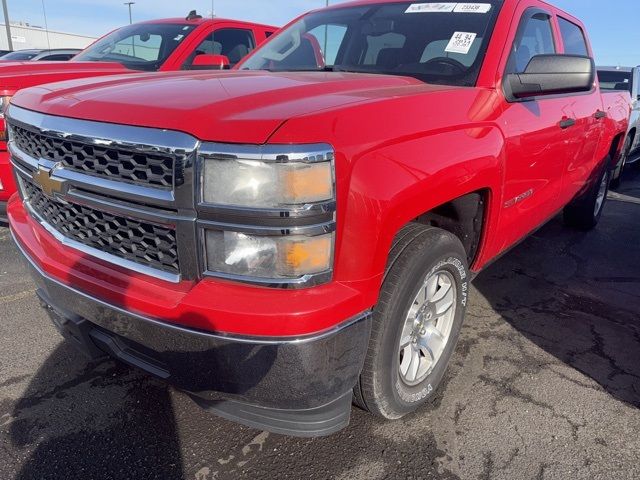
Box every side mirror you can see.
[506,54,595,100]
[191,54,230,70]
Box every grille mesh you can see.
[23,179,179,275]
[12,124,176,189]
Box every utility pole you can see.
[1,0,12,51]
[324,0,329,62]
[211,0,215,18]
[41,0,50,49]
[124,2,134,24]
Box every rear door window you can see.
[558,17,589,56]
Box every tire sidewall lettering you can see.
[394,254,467,404]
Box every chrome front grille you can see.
[12,123,178,189]
[8,105,200,283]
[22,178,180,275]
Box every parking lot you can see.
[0,169,638,480]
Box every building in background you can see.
[0,22,96,51]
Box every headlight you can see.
[199,143,336,286]
[200,144,334,209]
[204,230,334,280]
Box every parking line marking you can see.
[607,191,640,205]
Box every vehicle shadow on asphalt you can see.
[473,183,640,410]
[7,342,185,480]
[7,248,283,480]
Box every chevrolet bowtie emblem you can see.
[32,164,67,198]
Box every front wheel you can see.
[353,224,468,419]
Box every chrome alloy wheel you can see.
[594,171,608,216]
[398,270,456,386]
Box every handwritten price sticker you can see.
[445,32,478,54]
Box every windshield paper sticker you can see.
[405,3,492,13]
[405,3,457,13]
[454,3,492,13]
[445,32,477,54]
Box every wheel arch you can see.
[609,132,626,169]
[628,127,636,148]
[411,190,490,268]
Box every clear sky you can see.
[4,0,640,66]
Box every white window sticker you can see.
[454,3,492,13]
[405,3,457,13]
[445,32,477,54]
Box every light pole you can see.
[124,2,135,24]
[41,0,51,49]
[1,0,11,51]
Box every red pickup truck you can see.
[7,0,630,436]
[0,12,277,221]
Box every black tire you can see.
[563,159,610,231]
[610,137,631,190]
[353,224,469,419]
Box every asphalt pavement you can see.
[1,169,639,480]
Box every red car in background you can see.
[0,11,277,221]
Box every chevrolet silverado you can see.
[7,0,631,436]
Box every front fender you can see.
[269,88,506,307]
[341,126,505,297]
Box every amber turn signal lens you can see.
[282,163,333,204]
[282,235,333,275]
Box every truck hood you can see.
[0,61,130,92]
[11,70,451,144]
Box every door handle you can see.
[595,110,607,120]
[559,118,576,129]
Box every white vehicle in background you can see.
[598,66,640,188]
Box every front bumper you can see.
[15,233,372,437]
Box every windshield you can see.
[598,70,632,92]
[240,1,502,86]
[74,23,197,71]
[1,51,39,61]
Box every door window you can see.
[506,10,556,74]
[558,17,588,56]
[188,28,256,67]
